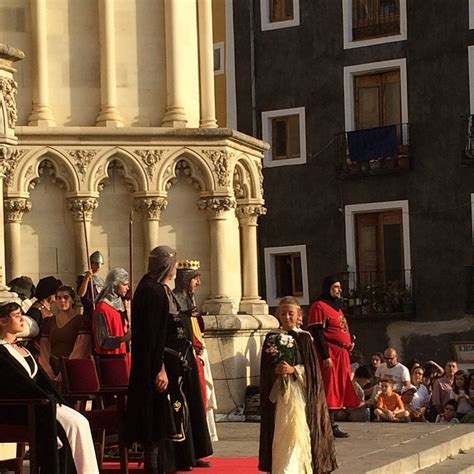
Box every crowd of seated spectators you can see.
[336,346,474,424]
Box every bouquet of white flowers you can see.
[264,333,296,393]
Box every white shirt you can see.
[375,362,410,392]
[412,384,430,410]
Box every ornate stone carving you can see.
[197,197,236,213]
[134,197,168,220]
[0,78,19,128]
[203,150,232,187]
[236,204,267,224]
[4,198,32,223]
[1,148,27,187]
[67,197,99,222]
[135,149,167,180]
[25,165,34,180]
[256,160,264,197]
[67,149,99,181]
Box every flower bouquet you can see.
[264,333,296,393]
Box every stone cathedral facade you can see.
[0,0,277,415]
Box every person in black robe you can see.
[259,296,337,474]
[0,302,98,474]
[126,246,186,474]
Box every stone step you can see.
[418,447,474,473]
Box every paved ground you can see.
[213,421,474,473]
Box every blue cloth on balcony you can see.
[347,125,398,162]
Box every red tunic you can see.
[308,300,359,409]
[92,301,127,357]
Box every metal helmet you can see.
[89,250,104,265]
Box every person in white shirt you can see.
[375,348,410,393]
[410,365,430,410]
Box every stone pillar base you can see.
[202,312,279,415]
[239,299,269,315]
[202,297,234,315]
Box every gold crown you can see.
[176,260,200,271]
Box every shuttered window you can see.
[275,253,303,298]
[271,115,300,160]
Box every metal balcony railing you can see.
[339,270,414,317]
[335,123,410,178]
[352,0,400,41]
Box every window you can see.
[342,0,407,49]
[345,200,411,286]
[344,59,408,132]
[262,107,306,167]
[354,70,401,129]
[470,0,474,30]
[213,42,224,75]
[260,0,300,31]
[270,0,294,22]
[264,245,309,306]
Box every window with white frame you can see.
[213,42,224,75]
[264,245,310,306]
[262,107,306,167]
[470,0,474,29]
[344,200,411,288]
[469,46,474,114]
[260,0,300,31]
[344,59,408,132]
[342,0,407,49]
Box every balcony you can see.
[352,0,400,41]
[335,123,410,179]
[461,115,474,163]
[339,270,414,319]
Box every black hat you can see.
[35,276,62,300]
[8,276,35,300]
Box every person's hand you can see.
[155,366,168,392]
[387,411,395,421]
[349,343,355,352]
[323,358,333,368]
[85,270,93,280]
[54,373,62,383]
[121,330,132,343]
[275,361,295,375]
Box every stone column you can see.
[28,0,56,126]
[198,196,236,314]
[4,198,31,282]
[236,204,268,314]
[67,197,99,275]
[134,196,168,267]
[197,0,217,128]
[161,0,187,127]
[96,0,124,127]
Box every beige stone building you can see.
[0,0,278,418]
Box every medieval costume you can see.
[76,251,105,325]
[0,313,98,474]
[174,259,218,442]
[259,328,337,474]
[92,268,130,364]
[308,275,360,437]
[126,246,190,473]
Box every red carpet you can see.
[103,457,259,473]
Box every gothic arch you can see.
[234,154,264,201]
[157,148,214,194]
[14,147,78,193]
[89,147,148,193]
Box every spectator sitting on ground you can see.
[431,361,457,416]
[401,385,426,422]
[374,378,410,422]
[452,370,473,421]
[423,361,444,393]
[335,365,371,422]
[369,352,384,379]
[406,358,422,373]
[411,365,431,412]
[375,348,410,393]
[350,349,365,378]
[435,399,460,424]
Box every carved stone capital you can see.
[134,149,167,181]
[4,198,31,223]
[203,150,233,187]
[197,196,236,214]
[0,147,27,187]
[134,197,168,220]
[67,197,99,222]
[67,150,99,182]
[236,205,267,224]
[0,77,18,128]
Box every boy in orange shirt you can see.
[374,378,410,422]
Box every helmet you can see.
[90,251,104,265]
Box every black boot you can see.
[329,410,349,438]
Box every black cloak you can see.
[0,346,75,474]
[258,330,338,473]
